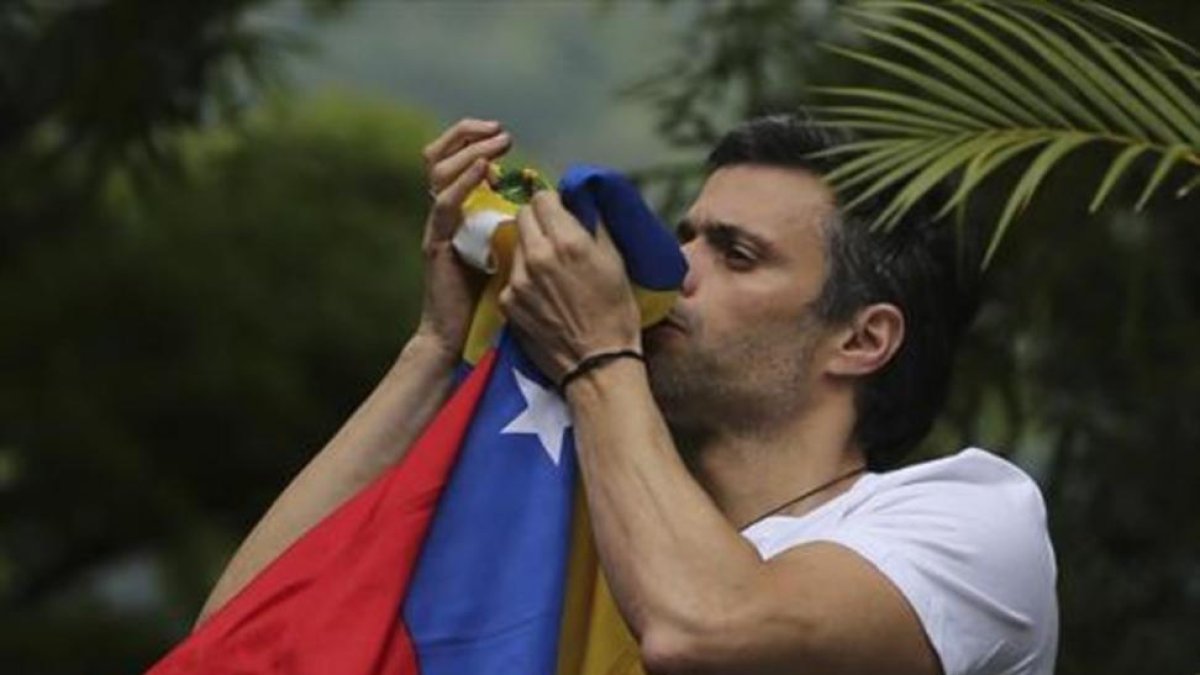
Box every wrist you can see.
[563,353,647,406]
[558,348,644,392]
[402,329,462,372]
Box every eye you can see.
[722,243,757,270]
[724,248,753,266]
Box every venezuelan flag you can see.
[145,166,686,675]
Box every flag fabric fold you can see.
[147,165,686,675]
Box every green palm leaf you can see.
[1091,144,1150,212]
[817,0,1200,267]
[1180,173,1200,198]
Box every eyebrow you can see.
[677,217,778,256]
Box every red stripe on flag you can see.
[147,350,499,675]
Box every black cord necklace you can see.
[739,465,868,531]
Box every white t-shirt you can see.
[740,448,1058,675]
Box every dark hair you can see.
[706,114,980,469]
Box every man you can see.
[199,116,1058,674]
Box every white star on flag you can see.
[500,367,573,465]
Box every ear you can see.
[825,303,905,378]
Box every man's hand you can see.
[414,118,512,360]
[499,191,642,383]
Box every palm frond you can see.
[818,0,1200,267]
[1074,1,1199,58]
[1090,144,1149,212]
[1179,173,1200,198]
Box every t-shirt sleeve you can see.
[822,453,1058,675]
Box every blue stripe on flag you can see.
[559,165,688,292]
[404,331,577,674]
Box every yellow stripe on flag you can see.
[557,481,644,675]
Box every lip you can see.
[652,314,689,335]
[662,312,691,329]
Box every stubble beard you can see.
[645,320,818,446]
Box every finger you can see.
[428,158,489,241]
[423,119,500,167]
[429,132,511,191]
[499,246,529,320]
[589,222,627,279]
[514,203,552,258]
[509,233,529,288]
[498,284,518,320]
[422,119,502,167]
[530,190,587,246]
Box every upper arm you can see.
[772,542,941,674]
[667,541,940,675]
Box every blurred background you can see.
[1,1,1197,673]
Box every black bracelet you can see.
[557,349,644,392]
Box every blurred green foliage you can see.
[1,90,434,670]
[2,1,440,668]
[0,0,349,168]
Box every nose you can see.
[679,239,702,297]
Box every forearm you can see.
[566,359,764,645]
[196,334,459,625]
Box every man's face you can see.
[644,164,838,435]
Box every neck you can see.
[677,393,866,530]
